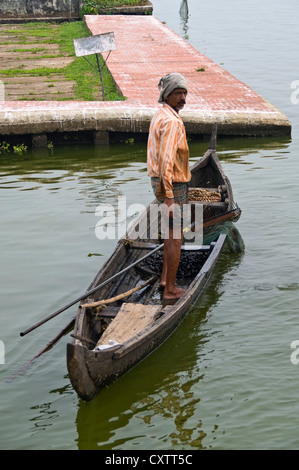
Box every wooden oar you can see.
[7,317,75,383]
[20,242,164,337]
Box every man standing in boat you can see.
[147,72,191,301]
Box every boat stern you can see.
[67,342,98,402]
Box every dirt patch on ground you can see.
[0,24,78,101]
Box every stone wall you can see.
[0,0,82,19]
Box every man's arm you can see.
[158,119,179,199]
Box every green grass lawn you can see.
[58,21,125,101]
[0,21,125,101]
[81,0,149,14]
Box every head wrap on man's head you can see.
[158,73,188,103]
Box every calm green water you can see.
[1,0,299,450]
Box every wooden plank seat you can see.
[95,303,162,348]
[191,200,228,207]
[124,241,211,251]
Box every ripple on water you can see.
[277,283,299,291]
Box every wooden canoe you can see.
[66,124,241,401]
[67,233,227,401]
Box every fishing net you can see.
[188,187,244,253]
[203,222,245,254]
[189,187,222,202]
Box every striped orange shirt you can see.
[147,103,191,199]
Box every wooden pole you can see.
[81,275,157,308]
[19,220,198,338]
[7,317,75,383]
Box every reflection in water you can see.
[0,143,148,210]
[179,0,189,36]
[30,401,59,433]
[74,249,242,450]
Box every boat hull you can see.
[67,234,226,401]
[66,124,242,401]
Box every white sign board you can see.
[73,32,116,57]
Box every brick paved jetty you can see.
[0,15,291,144]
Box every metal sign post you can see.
[73,32,116,101]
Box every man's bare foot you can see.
[163,287,186,300]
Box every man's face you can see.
[165,88,187,112]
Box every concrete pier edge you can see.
[0,105,291,137]
[0,13,292,144]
